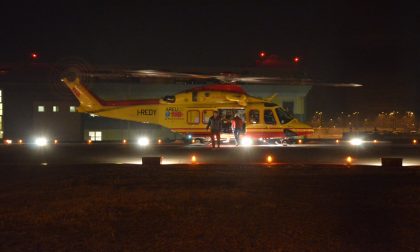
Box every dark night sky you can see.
[1,1,419,114]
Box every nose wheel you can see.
[274,139,289,146]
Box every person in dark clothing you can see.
[231,114,244,146]
[206,111,222,148]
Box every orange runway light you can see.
[346,156,353,165]
[191,155,197,164]
[413,139,417,144]
[122,139,127,144]
[373,139,378,143]
[266,155,273,164]
[54,139,58,144]
[87,139,92,144]
[158,139,162,144]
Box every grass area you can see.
[0,164,419,251]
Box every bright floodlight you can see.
[349,138,363,146]
[137,137,150,146]
[35,137,48,147]
[241,136,253,146]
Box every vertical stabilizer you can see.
[62,78,104,112]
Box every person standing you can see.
[206,111,222,148]
[231,114,243,146]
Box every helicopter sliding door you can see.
[218,108,246,133]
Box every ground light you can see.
[298,139,303,144]
[158,139,162,144]
[241,136,253,146]
[346,156,353,165]
[191,155,197,164]
[336,139,340,144]
[266,155,273,164]
[4,139,12,144]
[349,138,363,146]
[35,137,48,147]
[18,139,23,144]
[54,139,58,144]
[87,139,92,144]
[413,139,417,145]
[373,139,378,143]
[122,139,127,144]
[137,137,150,146]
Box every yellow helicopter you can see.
[62,68,360,144]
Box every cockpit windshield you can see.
[275,107,294,124]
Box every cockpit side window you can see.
[264,109,276,125]
[275,107,294,124]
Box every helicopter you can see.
[62,68,361,145]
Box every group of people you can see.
[206,111,244,148]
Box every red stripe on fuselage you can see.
[100,99,160,106]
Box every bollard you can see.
[381,157,403,167]
[142,157,162,166]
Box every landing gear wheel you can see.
[194,138,204,144]
[281,139,288,146]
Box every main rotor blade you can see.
[233,77,362,87]
[62,67,363,87]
